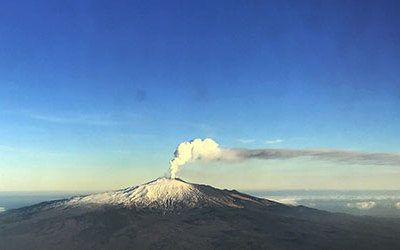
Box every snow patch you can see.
[272,198,299,206]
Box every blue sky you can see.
[1,0,400,190]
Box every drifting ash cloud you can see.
[227,148,400,166]
[169,138,400,178]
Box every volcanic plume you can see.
[169,138,400,178]
[169,138,222,178]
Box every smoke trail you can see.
[226,148,400,166]
[169,138,400,178]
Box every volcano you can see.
[65,177,277,210]
[1,178,400,250]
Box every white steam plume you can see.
[169,138,400,178]
[169,138,222,178]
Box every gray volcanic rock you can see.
[1,178,400,250]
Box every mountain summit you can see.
[66,177,276,211]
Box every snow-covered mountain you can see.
[2,178,400,250]
[65,177,275,210]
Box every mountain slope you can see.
[1,178,400,250]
